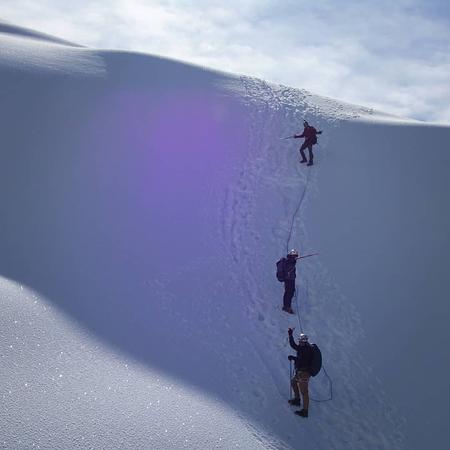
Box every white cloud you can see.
[2,0,450,122]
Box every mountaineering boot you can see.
[307,161,313,166]
[282,306,295,315]
[300,158,307,163]
[295,409,309,418]
[288,398,301,406]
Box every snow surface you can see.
[1,278,274,449]
[1,22,449,450]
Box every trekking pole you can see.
[289,360,293,400]
[297,253,319,260]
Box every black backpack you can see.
[276,258,286,282]
[309,344,322,377]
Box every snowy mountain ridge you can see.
[1,22,449,450]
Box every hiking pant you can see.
[283,279,295,309]
[299,141,313,163]
[291,370,311,410]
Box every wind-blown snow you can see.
[0,30,102,76]
[1,22,449,450]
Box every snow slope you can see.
[1,23,449,450]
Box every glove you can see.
[288,355,295,361]
[288,327,294,335]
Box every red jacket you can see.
[295,126,319,142]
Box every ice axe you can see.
[280,135,296,140]
[296,253,319,260]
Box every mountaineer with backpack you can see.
[287,329,322,418]
[276,250,319,314]
[294,120,322,166]
[276,249,299,314]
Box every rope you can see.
[312,366,333,402]
[285,169,310,255]
[300,279,333,402]
[285,163,333,403]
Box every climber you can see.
[294,120,322,166]
[276,249,299,314]
[287,329,314,418]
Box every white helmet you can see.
[299,333,309,342]
[288,249,299,258]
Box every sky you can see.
[2,0,450,123]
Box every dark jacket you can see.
[289,335,314,372]
[295,126,321,145]
[285,256,297,281]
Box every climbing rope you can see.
[301,281,333,402]
[285,169,310,256]
[285,163,333,403]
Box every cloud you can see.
[2,0,450,122]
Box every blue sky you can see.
[2,0,450,122]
